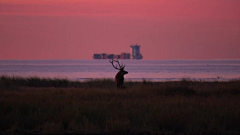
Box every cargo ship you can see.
[93,44,143,60]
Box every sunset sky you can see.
[0,0,240,60]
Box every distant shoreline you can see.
[1,75,240,83]
[77,77,240,82]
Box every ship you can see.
[93,44,143,60]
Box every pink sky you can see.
[0,0,240,60]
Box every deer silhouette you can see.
[109,59,128,88]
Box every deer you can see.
[109,59,128,88]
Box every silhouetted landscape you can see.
[1,0,240,134]
[1,76,240,134]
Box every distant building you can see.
[130,44,143,59]
[114,55,121,59]
[102,53,107,59]
[93,54,102,59]
[93,44,142,59]
[106,54,114,59]
[93,52,131,59]
[120,53,131,59]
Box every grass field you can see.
[1,76,240,134]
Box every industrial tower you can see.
[130,44,143,59]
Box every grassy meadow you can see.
[1,76,240,134]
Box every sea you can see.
[0,59,240,82]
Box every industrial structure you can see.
[93,53,130,59]
[93,44,143,60]
[130,44,143,59]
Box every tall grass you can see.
[0,76,240,134]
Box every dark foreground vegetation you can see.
[1,76,240,134]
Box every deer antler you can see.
[109,59,125,70]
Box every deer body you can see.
[109,59,128,88]
[115,69,128,88]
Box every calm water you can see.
[0,59,240,81]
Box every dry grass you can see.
[0,76,240,134]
